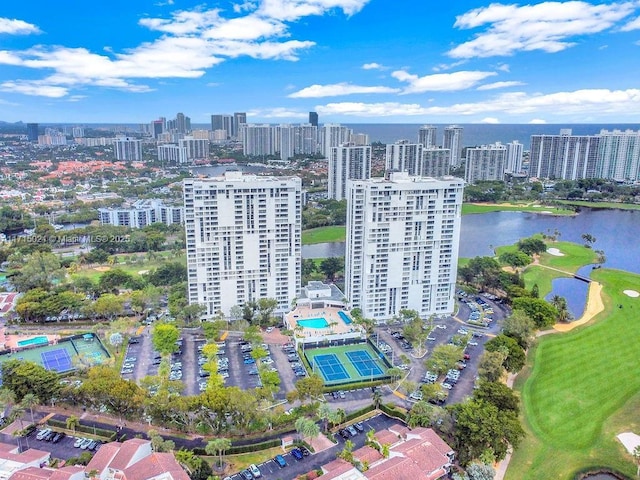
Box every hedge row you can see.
[193,438,281,456]
[322,379,387,393]
[379,403,406,420]
[47,418,118,441]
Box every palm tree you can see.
[295,417,320,442]
[66,415,80,434]
[11,405,25,430]
[317,403,333,433]
[0,389,16,416]
[205,438,232,470]
[20,394,39,424]
[372,388,383,409]
[633,444,640,477]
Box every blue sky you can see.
[1,0,640,124]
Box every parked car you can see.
[299,446,311,456]
[239,469,253,480]
[80,438,93,449]
[347,425,358,436]
[291,448,304,460]
[274,455,287,468]
[36,428,52,441]
[248,464,262,478]
[354,422,364,432]
[74,437,86,448]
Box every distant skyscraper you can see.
[242,124,273,156]
[175,113,189,134]
[114,136,143,161]
[211,114,233,138]
[26,123,39,142]
[529,129,599,180]
[346,171,463,322]
[328,144,372,200]
[465,143,507,183]
[184,171,301,318]
[350,133,370,146]
[279,124,295,161]
[505,141,524,173]
[385,140,423,176]
[158,144,188,164]
[179,137,210,160]
[595,129,640,181]
[72,126,85,138]
[418,125,437,148]
[320,124,353,157]
[152,120,164,139]
[422,148,451,177]
[309,111,318,127]
[233,112,247,138]
[443,125,464,167]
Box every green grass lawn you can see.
[462,203,575,216]
[302,226,346,245]
[519,241,597,297]
[72,252,186,282]
[506,268,640,479]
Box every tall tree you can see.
[66,415,80,434]
[295,417,320,441]
[152,323,180,355]
[20,393,39,424]
[11,251,65,292]
[205,438,232,469]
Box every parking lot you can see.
[224,414,400,480]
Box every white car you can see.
[265,327,274,333]
[249,464,262,478]
[467,341,479,346]
[397,364,410,370]
[409,390,423,400]
[427,336,436,341]
[436,324,447,329]
[441,382,453,390]
[457,328,468,335]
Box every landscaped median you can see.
[506,268,640,479]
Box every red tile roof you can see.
[86,441,122,474]
[123,453,189,480]
[352,446,382,465]
[108,439,150,471]
[373,430,398,447]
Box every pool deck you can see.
[285,306,361,339]
[2,331,60,351]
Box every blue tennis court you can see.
[346,350,383,377]
[41,348,73,372]
[312,354,350,382]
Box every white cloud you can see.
[362,62,385,70]
[0,81,68,97]
[289,82,400,98]
[314,88,640,118]
[496,63,510,72]
[481,117,500,123]
[317,102,432,116]
[246,107,307,118]
[621,15,640,31]
[449,1,637,58]
[529,118,547,124]
[477,80,526,90]
[391,70,496,93]
[0,1,369,97]
[432,60,466,72]
[0,18,41,35]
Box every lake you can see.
[303,208,640,275]
[302,207,640,318]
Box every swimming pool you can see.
[18,336,49,347]
[297,318,329,329]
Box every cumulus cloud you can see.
[621,15,640,31]
[391,69,496,93]
[480,117,500,123]
[246,107,308,118]
[0,18,41,35]
[314,88,640,118]
[477,81,526,90]
[529,118,547,124]
[448,1,637,58]
[362,62,385,70]
[0,0,370,97]
[288,82,400,98]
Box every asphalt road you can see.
[224,413,401,480]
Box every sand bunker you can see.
[546,248,564,256]
[93,266,111,272]
[623,290,640,298]
[617,432,640,455]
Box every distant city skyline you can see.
[1,1,640,123]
